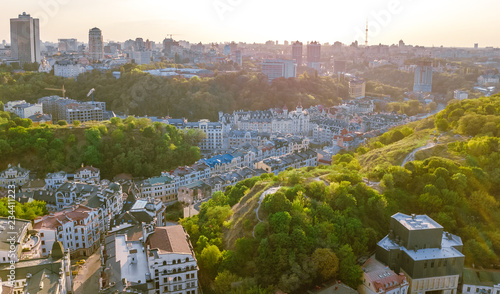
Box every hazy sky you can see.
[1,0,499,47]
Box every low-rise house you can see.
[21,179,46,192]
[0,217,32,263]
[462,269,500,294]
[28,113,53,125]
[359,256,409,294]
[45,171,68,190]
[478,74,499,86]
[0,242,72,294]
[0,164,30,188]
[34,205,101,257]
[74,165,100,184]
[129,198,166,227]
[163,162,211,189]
[178,181,211,204]
[255,149,317,175]
[15,190,57,211]
[137,175,177,203]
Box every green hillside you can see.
[0,112,204,178]
[181,95,500,294]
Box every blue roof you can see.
[202,154,234,168]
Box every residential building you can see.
[89,27,104,61]
[462,268,500,294]
[178,181,211,204]
[38,95,106,123]
[0,242,72,294]
[54,60,86,78]
[292,41,303,66]
[58,38,78,52]
[34,205,101,257]
[132,50,152,65]
[0,217,31,264]
[349,78,366,99]
[3,100,43,118]
[28,113,52,125]
[376,213,465,294]
[255,149,317,175]
[146,225,199,294]
[307,41,321,70]
[74,165,100,184]
[454,90,469,100]
[359,256,409,294]
[10,12,41,65]
[162,162,211,189]
[261,59,297,82]
[137,175,177,203]
[477,74,499,86]
[184,120,224,151]
[0,164,30,188]
[413,61,433,92]
[129,198,166,227]
[3,100,27,112]
[45,171,68,190]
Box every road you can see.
[252,186,280,237]
[73,250,102,294]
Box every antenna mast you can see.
[365,19,368,47]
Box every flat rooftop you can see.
[114,235,149,284]
[378,235,464,261]
[392,213,443,230]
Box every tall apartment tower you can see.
[291,41,303,66]
[10,12,41,65]
[88,27,104,61]
[376,213,465,294]
[307,41,321,71]
[413,61,433,92]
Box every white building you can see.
[261,59,296,82]
[146,225,199,294]
[132,50,152,65]
[74,165,100,184]
[45,171,68,190]
[0,241,72,294]
[137,175,177,203]
[33,205,101,257]
[54,60,87,78]
[4,100,43,119]
[0,218,31,264]
[162,162,211,190]
[0,164,30,188]
[454,90,469,100]
[462,269,500,294]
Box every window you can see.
[467,287,471,292]
[41,240,45,245]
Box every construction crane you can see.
[87,88,95,105]
[44,85,66,98]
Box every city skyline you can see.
[0,0,499,47]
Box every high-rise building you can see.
[10,12,41,65]
[261,59,296,82]
[376,213,464,294]
[307,41,321,63]
[292,41,303,66]
[413,61,433,92]
[88,27,104,61]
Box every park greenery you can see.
[179,95,500,294]
[1,64,349,121]
[0,110,205,178]
[0,198,47,220]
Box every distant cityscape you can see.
[1,9,500,294]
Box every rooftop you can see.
[392,212,442,230]
[146,225,192,255]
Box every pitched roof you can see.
[146,225,192,254]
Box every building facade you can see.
[261,59,297,82]
[0,164,30,188]
[89,27,104,61]
[10,12,41,65]
[413,61,433,92]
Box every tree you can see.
[57,120,68,126]
[312,248,339,282]
[214,270,240,294]
[73,120,81,126]
[199,245,222,279]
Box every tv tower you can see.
[365,19,368,47]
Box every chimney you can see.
[411,214,416,220]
